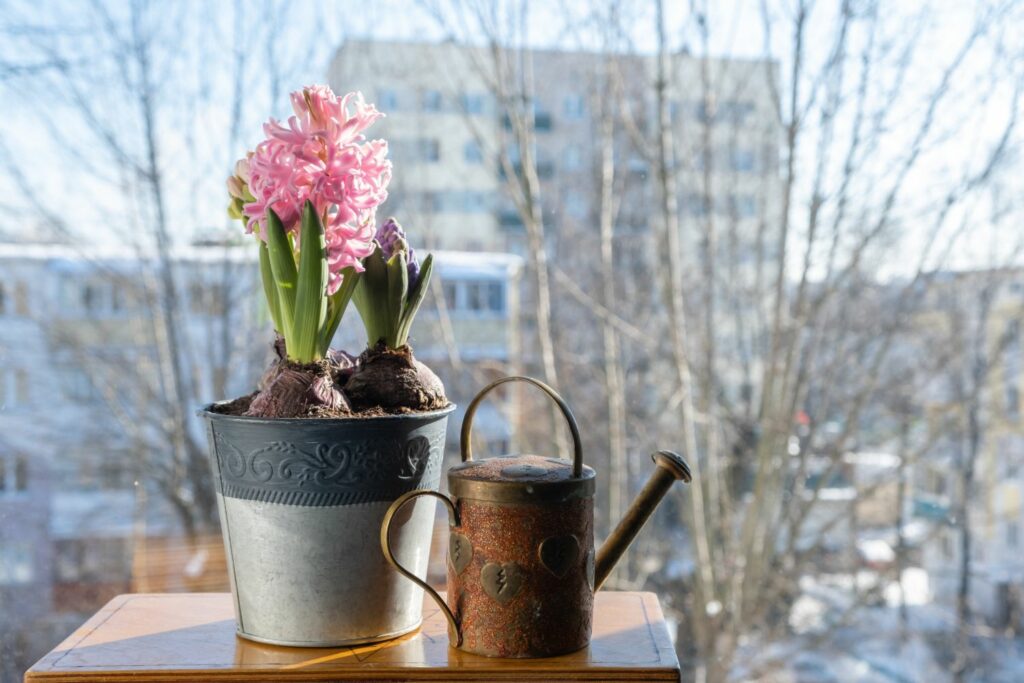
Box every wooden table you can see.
[25,592,680,682]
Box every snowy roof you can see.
[0,242,523,276]
[857,538,896,563]
[816,487,857,501]
[844,451,901,469]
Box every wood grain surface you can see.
[25,591,680,682]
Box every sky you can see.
[0,0,1020,278]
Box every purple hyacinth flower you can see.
[375,217,420,286]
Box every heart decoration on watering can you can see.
[380,376,692,658]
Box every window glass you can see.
[442,280,458,310]
[0,542,33,585]
[563,94,585,119]
[14,282,28,316]
[487,282,504,312]
[729,148,756,172]
[463,140,483,164]
[563,145,582,171]
[14,456,27,491]
[377,88,399,111]
[461,93,485,115]
[421,90,443,112]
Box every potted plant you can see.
[200,85,453,646]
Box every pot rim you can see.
[197,401,456,425]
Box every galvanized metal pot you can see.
[199,404,454,647]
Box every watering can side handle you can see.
[380,489,462,647]
[460,375,584,478]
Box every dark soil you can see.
[211,341,449,419]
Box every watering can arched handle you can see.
[380,489,462,647]
[460,375,584,478]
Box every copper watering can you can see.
[380,376,692,658]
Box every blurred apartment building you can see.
[330,39,780,253]
[780,269,1024,623]
[330,40,783,407]
[0,240,521,679]
[909,269,1024,630]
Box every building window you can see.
[696,99,755,125]
[563,145,582,171]
[55,538,130,583]
[1004,318,1020,347]
[442,281,458,310]
[563,94,586,120]
[730,194,758,218]
[465,281,505,314]
[464,140,483,164]
[66,368,96,401]
[441,280,505,315]
[0,542,33,585]
[1008,384,1020,419]
[111,285,127,313]
[487,282,504,312]
[421,139,440,162]
[421,90,443,113]
[392,138,440,163]
[683,192,711,218]
[189,282,227,315]
[941,532,954,560]
[424,190,493,214]
[534,112,553,132]
[82,283,98,312]
[729,148,757,172]
[420,191,440,213]
[499,209,524,229]
[3,368,29,409]
[377,88,399,111]
[461,93,485,115]
[1008,522,1020,548]
[565,194,587,219]
[14,455,27,491]
[15,282,27,316]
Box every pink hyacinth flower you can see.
[241,86,392,293]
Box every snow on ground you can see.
[734,568,1022,682]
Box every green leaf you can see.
[385,251,409,348]
[290,200,328,362]
[353,244,390,347]
[228,198,244,220]
[318,266,360,357]
[259,241,283,334]
[395,253,433,347]
[265,208,298,347]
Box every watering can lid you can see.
[450,454,595,483]
[448,454,596,503]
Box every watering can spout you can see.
[593,450,692,591]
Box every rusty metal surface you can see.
[446,496,595,658]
